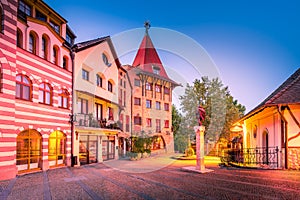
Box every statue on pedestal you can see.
[197,105,206,126]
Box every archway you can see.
[48,131,66,167]
[16,129,42,172]
[152,135,166,150]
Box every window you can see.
[156,119,161,132]
[146,82,152,91]
[123,90,126,107]
[155,85,161,93]
[146,118,152,127]
[164,120,169,128]
[18,0,31,20]
[63,57,68,69]
[134,116,142,125]
[36,10,46,22]
[29,33,36,54]
[95,103,103,120]
[52,46,58,65]
[164,103,169,111]
[0,5,3,33]
[164,87,170,95]
[108,81,113,92]
[126,115,130,132]
[17,29,23,48]
[146,100,151,108]
[102,53,111,67]
[156,101,161,110]
[78,98,88,114]
[66,32,73,45]
[39,83,52,105]
[134,97,141,105]
[58,89,69,108]
[108,107,114,120]
[134,79,140,87]
[153,67,160,75]
[41,36,48,60]
[16,74,31,101]
[96,74,102,87]
[82,69,89,81]
[49,20,60,34]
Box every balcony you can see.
[74,114,120,130]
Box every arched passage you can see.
[152,135,166,150]
[16,129,42,172]
[48,130,66,167]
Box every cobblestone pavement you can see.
[1,154,300,200]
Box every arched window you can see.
[16,74,31,101]
[0,4,4,33]
[96,74,102,87]
[48,131,66,167]
[39,82,52,105]
[17,29,23,48]
[58,89,69,108]
[52,46,58,65]
[29,33,37,54]
[62,56,68,69]
[108,81,113,92]
[41,36,48,60]
[16,129,41,171]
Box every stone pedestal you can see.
[181,125,213,174]
[195,126,205,171]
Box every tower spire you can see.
[144,21,150,35]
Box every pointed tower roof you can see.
[132,22,170,80]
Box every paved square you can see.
[1,154,299,200]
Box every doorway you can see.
[16,129,41,172]
[79,135,98,165]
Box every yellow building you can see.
[232,68,300,169]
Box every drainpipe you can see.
[276,105,288,169]
[70,49,75,167]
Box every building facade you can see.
[124,24,179,153]
[72,36,130,165]
[0,0,75,180]
[231,68,300,169]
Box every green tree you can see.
[179,77,245,143]
[172,105,182,137]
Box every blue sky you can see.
[44,0,300,112]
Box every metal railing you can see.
[74,114,120,130]
[221,146,279,168]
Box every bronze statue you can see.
[197,105,206,126]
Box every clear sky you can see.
[44,0,300,112]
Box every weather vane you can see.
[144,21,151,34]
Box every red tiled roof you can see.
[132,32,170,80]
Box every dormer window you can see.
[18,1,31,20]
[102,53,111,67]
[36,10,46,22]
[49,20,60,34]
[152,65,160,75]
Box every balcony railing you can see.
[221,146,279,169]
[74,114,120,130]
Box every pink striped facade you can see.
[0,0,74,180]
